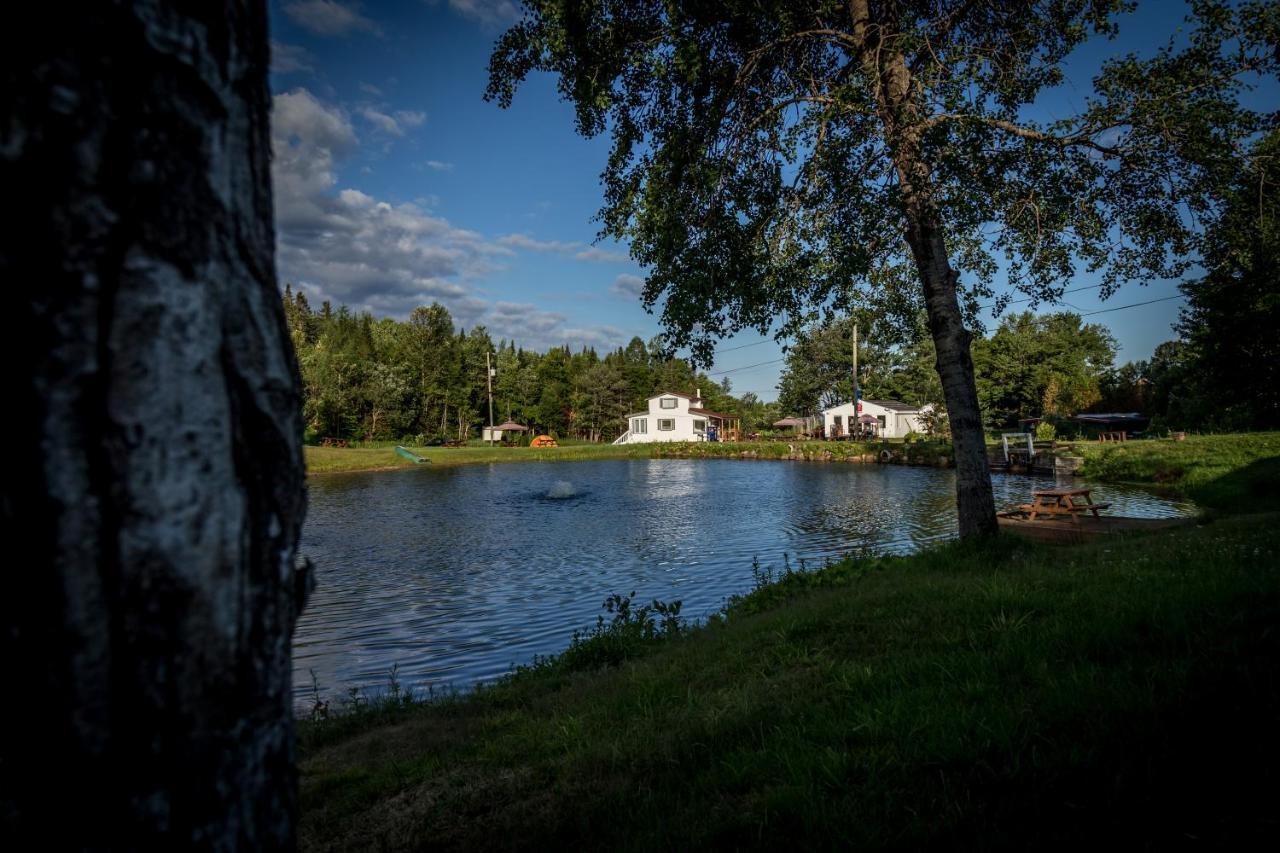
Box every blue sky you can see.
[268,0,1249,400]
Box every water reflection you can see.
[293,459,1194,706]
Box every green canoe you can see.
[395,445,430,464]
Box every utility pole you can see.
[852,323,860,439]
[852,323,859,402]
[486,350,495,445]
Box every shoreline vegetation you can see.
[298,433,1280,849]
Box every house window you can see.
[877,415,887,429]
[833,415,843,431]
[632,418,648,434]
[693,419,706,432]
[658,419,675,431]
[659,397,678,409]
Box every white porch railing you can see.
[612,430,631,445]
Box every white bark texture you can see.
[1,2,307,848]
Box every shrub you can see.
[1035,420,1057,442]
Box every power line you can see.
[1078,293,1183,316]
[706,357,787,377]
[976,282,1105,310]
[711,338,773,355]
[703,291,1180,379]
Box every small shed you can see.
[483,421,529,442]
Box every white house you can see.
[822,399,929,439]
[615,390,740,444]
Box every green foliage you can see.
[1075,432,1280,512]
[1035,420,1058,442]
[973,311,1116,428]
[484,1,1274,360]
[777,312,940,416]
[286,297,757,444]
[1175,129,1280,429]
[523,593,685,676]
[778,309,1115,427]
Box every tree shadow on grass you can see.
[1191,456,1280,514]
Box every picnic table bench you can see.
[1019,488,1111,522]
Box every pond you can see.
[293,458,1194,706]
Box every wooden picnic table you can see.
[1024,487,1111,522]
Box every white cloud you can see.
[271,88,631,350]
[447,0,521,28]
[480,303,631,350]
[424,160,455,172]
[271,41,315,74]
[395,110,426,128]
[284,1,381,37]
[498,233,582,253]
[611,273,645,299]
[359,82,383,96]
[575,246,630,263]
[498,233,631,264]
[358,106,402,135]
[357,106,427,136]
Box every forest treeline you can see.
[287,268,1276,446]
[282,290,778,443]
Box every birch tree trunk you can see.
[1,2,308,848]
[904,221,999,538]
[850,0,998,537]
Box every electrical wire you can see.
[702,292,1181,378]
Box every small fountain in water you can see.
[545,480,578,500]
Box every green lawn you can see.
[1069,431,1280,511]
[299,513,1280,851]
[304,442,654,474]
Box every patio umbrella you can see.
[773,417,804,428]
[494,421,528,431]
[858,415,878,424]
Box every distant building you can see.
[614,390,740,444]
[822,399,929,439]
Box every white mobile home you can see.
[822,399,929,439]
[615,390,740,444]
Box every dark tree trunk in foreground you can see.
[1,2,307,848]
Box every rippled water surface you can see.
[294,459,1194,704]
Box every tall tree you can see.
[1177,129,1280,429]
[486,0,1275,537]
[2,3,306,848]
[972,312,1116,428]
[777,313,904,415]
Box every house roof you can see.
[822,399,921,414]
[625,411,648,419]
[651,390,701,401]
[863,399,919,412]
[1071,412,1147,424]
[690,407,735,419]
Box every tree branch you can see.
[920,113,1123,155]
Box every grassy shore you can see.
[304,442,654,474]
[1070,431,1280,512]
[299,511,1280,850]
